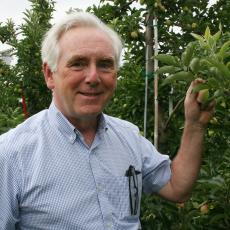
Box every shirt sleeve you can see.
[139,135,172,194]
[0,143,20,229]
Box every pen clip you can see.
[125,165,140,177]
[125,165,134,177]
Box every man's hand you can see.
[184,78,215,128]
[158,79,215,203]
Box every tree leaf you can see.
[213,31,221,42]
[191,32,204,42]
[156,66,181,75]
[189,57,200,73]
[162,71,194,85]
[192,83,210,93]
[154,54,179,66]
[207,58,230,79]
[226,61,230,69]
[204,26,211,40]
[223,51,230,60]
[218,40,230,59]
[181,42,196,67]
[207,36,216,50]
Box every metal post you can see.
[153,16,158,149]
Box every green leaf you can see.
[218,40,230,58]
[162,71,194,85]
[207,58,230,79]
[209,213,226,224]
[191,32,204,42]
[213,89,224,98]
[227,61,230,69]
[207,78,220,88]
[154,54,179,66]
[156,66,181,75]
[192,83,209,93]
[207,36,216,50]
[213,31,221,42]
[189,57,200,73]
[204,26,211,40]
[218,23,222,31]
[190,33,208,49]
[223,51,230,60]
[181,42,196,67]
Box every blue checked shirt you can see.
[0,102,171,230]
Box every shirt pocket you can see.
[101,173,142,219]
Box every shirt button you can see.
[106,222,112,228]
[97,183,103,192]
[70,135,75,142]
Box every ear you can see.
[42,63,55,90]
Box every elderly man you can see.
[0,12,214,229]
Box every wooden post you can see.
[144,10,154,138]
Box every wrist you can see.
[184,121,207,132]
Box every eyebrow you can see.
[66,55,115,65]
[98,57,115,64]
[66,55,87,67]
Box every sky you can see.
[0,0,100,24]
[0,0,218,51]
[0,0,100,51]
[0,0,218,24]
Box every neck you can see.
[70,115,100,146]
[53,101,100,145]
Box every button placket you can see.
[89,152,115,230]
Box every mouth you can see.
[78,92,103,99]
[80,92,102,96]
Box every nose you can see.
[85,63,100,87]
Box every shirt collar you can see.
[97,113,108,134]
[48,102,108,144]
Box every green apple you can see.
[130,31,138,39]
[197,89,209,104]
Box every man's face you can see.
[45,27,117,124]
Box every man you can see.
[0,12,214,229]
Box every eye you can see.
[67,58,88,70]
[72,61,87,69]
[97,59,115,71]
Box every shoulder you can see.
[104,114,139,131]
[104,114,140,135]
[0,109,48,154]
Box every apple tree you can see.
[0,0,55,117]
[90,0,230,229]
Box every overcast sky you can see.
[0,0,218,23]
[0,0,100,50]
[0,0,218,51]
[0,0,100,24]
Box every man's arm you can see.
[158,79,215,202]
[0,142,20,229]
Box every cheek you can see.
[63,75,83,90]
[104,76,117,89]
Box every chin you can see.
[78,105,104,116]
[78,110,102,119]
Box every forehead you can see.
[58,27,115,58]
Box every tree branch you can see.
[164,96,185,131]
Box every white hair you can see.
[41,12,123,71]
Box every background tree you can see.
[0,0,55,118]
[0,59,24,133]
[90,0,230,229]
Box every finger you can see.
[186,79,203,99]
[205,100,216,111]
[187,78,207,99]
